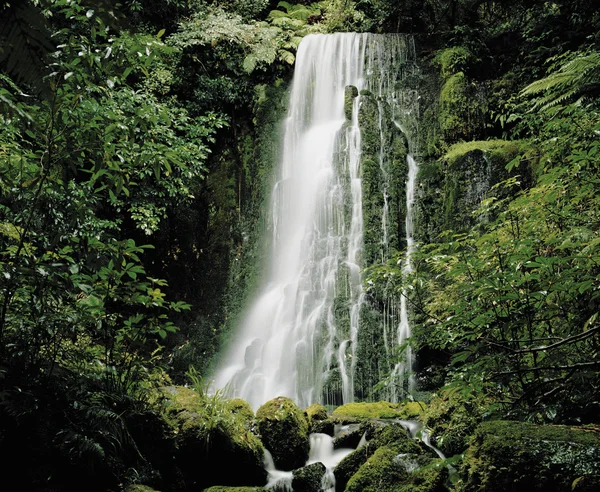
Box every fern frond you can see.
[521,51,600,112]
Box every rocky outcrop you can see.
[256,396,310,470]
[460,420,600,491]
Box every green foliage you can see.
[436,46,475,79]
[414,106,600,421]
[521,50,600,111]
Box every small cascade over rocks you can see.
[213,32,421,409]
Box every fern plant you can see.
[520,50,600,111]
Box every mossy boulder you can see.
[228,398,255,421]
[334,420,426,491]
[256,396,310,471]
[162,386,266,490]
[292,462,326,492]
[306,403,328,421]
[306,403,334,435]
[344,447,446,492]
[333,423,363,449]
[421,390,492,456]
[332,401,425,420]
[345,447,403,492]
[460,420,600,491]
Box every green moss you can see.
[397,401,427,420]
[257,396,310,470]
[440,72,475,142]
[161,386,266,489]
[228,398,255,421]
[421,390,493,456]
[332,401,425,421]
[371,423,423,455]
[436,47,475,79]
[443,139,526,167]
[345,447,408,492]
[305,403,328,421]
[332,401,403,419]
[345,85,359,120]
[460,420,600,491]
[292,462,326,492]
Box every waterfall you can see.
[213,33,418,409]
[390,153,418,400]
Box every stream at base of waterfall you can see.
[263,423,445,492]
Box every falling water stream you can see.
[213,33,419,409]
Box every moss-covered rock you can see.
[292,462,326,492]
[333,420,426,491]
[305,403,334,435]
[421,390,492,456]
[440,139,534,232]
[460,420,600,492]
[332,401,425,420]
[313,420,335,436]
[333,423,363,449]
[228,398,255,421]
[306,403,328,421]
[162,386,266,490]
[256,396,310,471]
[344,446,447,492]
[345,85,359,120]
[436,46,476,79]
[345,447,406,492]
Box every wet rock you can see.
[292,462,327,492]
[460,420,600,491]
[257,396,310,470]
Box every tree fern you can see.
[521,50,600,111]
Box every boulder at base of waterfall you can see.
[161,386,267,490]
[344,447,447,492]
[292,462,327,492]
[333,423,363,449]
[334,420,428,492]
[305,404,334,435]
[331,401,427,420]
[460,420,600,492]
[257,396,310,470]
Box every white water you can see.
[390,153,418,401]
[264,432,355,492]
[213,33,418,409]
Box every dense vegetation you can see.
[1,0,599,490]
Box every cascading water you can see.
[213,33,419,409]
[390,153,418,400]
